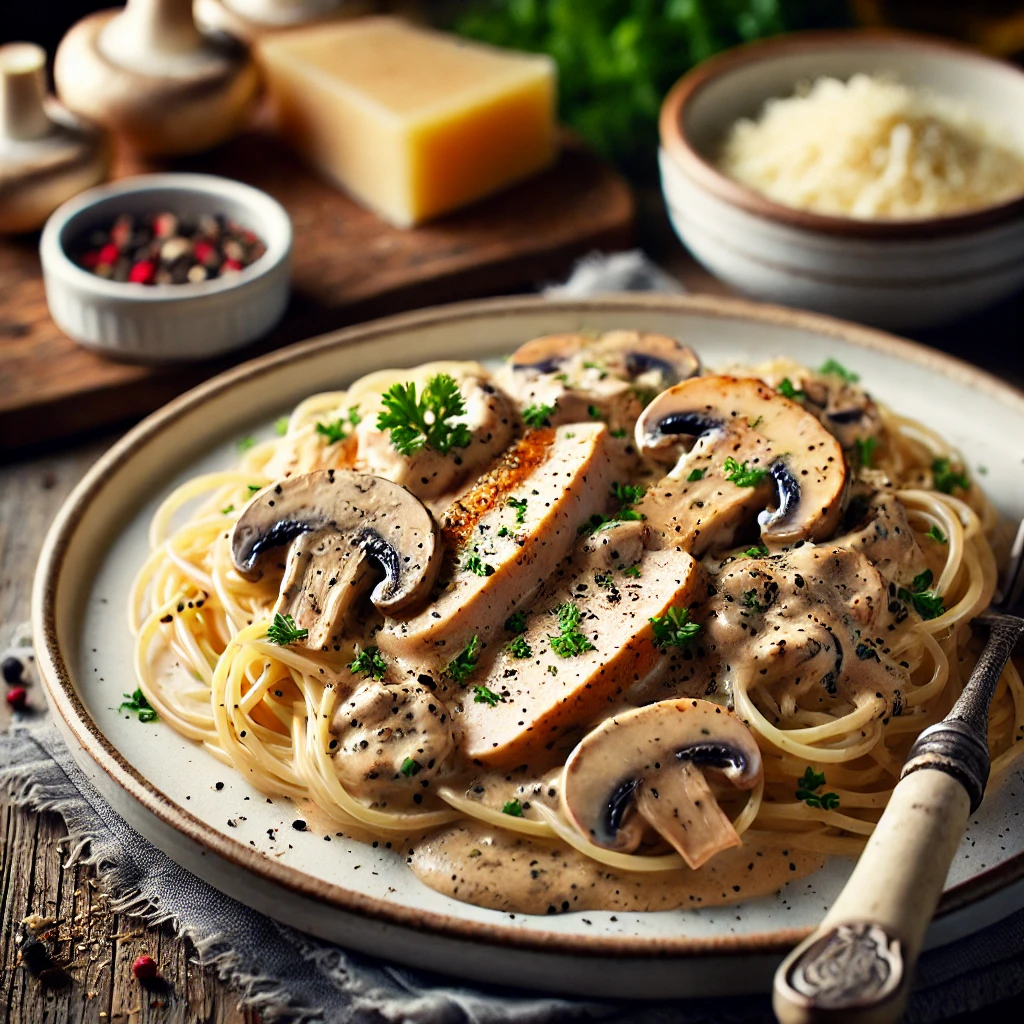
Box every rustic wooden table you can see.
[2,202,1022,1022]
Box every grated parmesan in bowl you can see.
[715,73,1024,220]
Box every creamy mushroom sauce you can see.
[136,334,996,915]
[408,822,824,914]
[310,345,917,912]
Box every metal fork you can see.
[773,518,1024,1024]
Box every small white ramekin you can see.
[659,31,1024,331]
[40,172,292,363]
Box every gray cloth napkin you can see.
[6,251,1024,1022]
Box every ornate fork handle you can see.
[773,612,1024,1024]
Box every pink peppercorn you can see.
[6,687,27,711]
[97,243,119,266]
[193,239,216,266]
[221,258,243,274]
[128,260,156,284]
[132,955,158,981]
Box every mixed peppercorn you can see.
[69,211,266,285]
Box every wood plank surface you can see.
[0,127,634,455]
[0,439,256,1023]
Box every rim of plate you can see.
[31,293,1024,959]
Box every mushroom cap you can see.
[562,698,762,853]
[507,330,699,384]
[635,375,847,545]
[54,10,258,156]
[231,469,439,614]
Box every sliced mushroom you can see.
[635,375,847,550]
[231,470,439,649]
[561,698,762,870]
[750,360,883,451]
[498,330,700,432]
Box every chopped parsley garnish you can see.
[932,457,969,494]
[446,635,481,683]
[587,404,602,419]
[473,684,505,706]
[578,482,646,536]
[463,554,496,577]
[350,645,387,680]
[522,403,556,428]
[247,484,262,494]
[649,606,701,650]
[854,436,878,469]
[595,573,614,589]
[897,568,945,621]
[501,799,524,817]
[119,688,157,723]
[723,457,768,487]
[266,613,309,646]
[221,505,234,515]
[504,611,527,634]
[400,757,421,777]
[497,526,511,537]
[237,436,255,452]
[819,358,859,383]
[612,482,646,505]
[687,467,706,482]
[549,602,595,658]
[795,766,840,810]
[926,524,947,544]
[275,416,290,436]
[507,496,528,525]
[377,374,472,456]
[507,635,533,659]
[742,590,765,613]
[610,428,627,439]
[314,419,346,444]
[777,377,805,401]
[621,565,641,578]
[742,542,769,558]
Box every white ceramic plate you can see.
[33,295,1024,999]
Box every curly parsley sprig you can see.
[377,374,472,456]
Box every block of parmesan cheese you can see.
[257,17,558,227]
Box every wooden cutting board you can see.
[0,128,633,455]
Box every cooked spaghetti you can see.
[129,333,1024,913]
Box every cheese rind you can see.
[258,17,558,226]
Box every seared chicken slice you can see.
[377,423,616,670]
[458,548,703,765]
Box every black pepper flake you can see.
[292,819,307,831]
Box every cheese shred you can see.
[716,73,1024,219]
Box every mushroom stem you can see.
[635,763,743,870]
[0,44,51,141]
[278,532,374,650]
[106,0,204,59]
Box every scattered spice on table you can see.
[68,211,266,285]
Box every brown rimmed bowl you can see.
[31,294,1024,998]
[659,30,1024,330]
